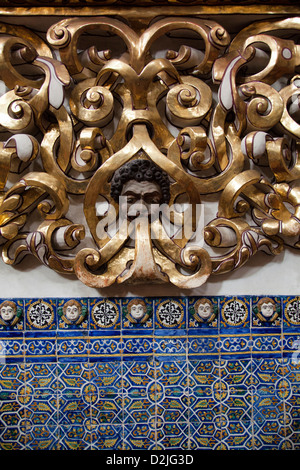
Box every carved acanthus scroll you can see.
[0,15,300,288]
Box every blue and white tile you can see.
[220,296,250,331]
[89,298,121,330]
[188,335,219,359]
[25,299,56,331]
[154,298,186,330]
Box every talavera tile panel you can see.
[0,295,299,450]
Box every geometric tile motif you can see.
[154,299,186,329]
[0,356,298,450]
[284,297,300,328]
[220,297,250,328]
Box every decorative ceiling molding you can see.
[0,1,298,9]
[0,9,300,289]
[0,0,297,5]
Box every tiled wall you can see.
[0,295,300,450]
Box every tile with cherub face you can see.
[0,299,24,331]
[121,297,153,330]
[57,298,88,330]
[252,296,281,328]
[188,297,218,329]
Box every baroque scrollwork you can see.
[1,14,300,289]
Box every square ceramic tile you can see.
[25,299,56,331]
[90,424,123,450]
[155,421,190,449]
[219,333,251,359]
[220,296,250,330]
[189,421,222,449]
[0,363,25,399]
[0,299,24,331]
[57,298,88,330]
[283,296,300,329]
[27,396,58,427]
[252,296,282,328]
[25,363,58,397]
[282,332,300,361]
[90,362,122,398]
[252,419,285,450]
[188,334,219,360]
[155,361,189,398]
[154,335,187,360]
[89,298,121,330]
[188,297,219,329]
[154,298,186,330]
[251,333,282,357]
[0,426,26,450]
[89,334,122,362]
[90,395,124,425]
[123,422,155,449]
[25,425,60,450]
[57,362,90,398]
[58,394,91,426]
[57,425,91,450]
[25,332,56,363]
[122,336,154,360]
[121,297,153,330]
[57,333,89,363]
[0,336,24,363]
[124,398,155,425]
[223,429,254,450]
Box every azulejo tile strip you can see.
[0,296,299,450]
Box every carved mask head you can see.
[110,158,170,220]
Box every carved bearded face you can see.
[119,179,162,220]
[110,159,170,223]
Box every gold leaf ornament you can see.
[0,15,299,288]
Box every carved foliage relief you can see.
[0,15,300,288]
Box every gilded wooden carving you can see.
[0,13,300,288]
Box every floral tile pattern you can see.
[0,295,299,450]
